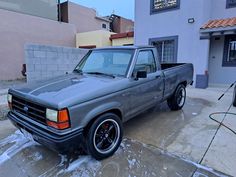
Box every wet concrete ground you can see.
[0,87,235,177]
[0,131,226,177]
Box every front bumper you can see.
[7,112,84,154]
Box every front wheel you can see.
[85,113,123,160]
[167,84,186,111]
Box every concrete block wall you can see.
[25,44,88,83]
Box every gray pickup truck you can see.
[8,46,193,160]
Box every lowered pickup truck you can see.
[8,46,193,160]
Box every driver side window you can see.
[134,50,156,74]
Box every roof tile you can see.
[110,31,134,40]
[201,17,236,29]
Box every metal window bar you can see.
[228,41,236,62]
[154,0,177,9]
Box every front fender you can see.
[71,101,123,128]
[80,101,123,127]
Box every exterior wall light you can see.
[188,18,195,24]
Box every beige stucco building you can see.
[111,32,134,46]
[76,30,115,48]
[76,31,134,48]
[60,1,110,33]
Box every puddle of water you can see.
[57,156,101,177]
[0,130,38,165]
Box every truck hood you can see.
[9,73,125,109]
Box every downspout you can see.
[58,0,61,22]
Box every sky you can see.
[63,0,135,20]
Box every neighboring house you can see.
[109,14,134,33]
[0,0,76,81]
[135,0,236,87]
[76,30,115,48]
[60,1,110,33]
[76,31,134,48]
[110,32,134,46]
[73,11,135,48]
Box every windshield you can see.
[75,49,134,77]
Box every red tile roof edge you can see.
[201,17,236,30]
[110,31,134,40]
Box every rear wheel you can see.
[233,85,236,107]
[167,84,186,111]
[85,113,123,160]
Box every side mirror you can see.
[136,71,147,79]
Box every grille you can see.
[12,96,47,125]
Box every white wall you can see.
[210,0,236,19]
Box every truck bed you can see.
[161,63,194,100]
[161,63,186,70]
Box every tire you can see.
[167,84,186,111]
[85,113,123,160]
[233,85,236,107]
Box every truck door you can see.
[127,49,164,117]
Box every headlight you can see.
[7,94,12,103]
[46,109,58,122]
[7,94,12,110]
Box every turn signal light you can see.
[47,121,70,130]
[46,108,70,130]
[58,109,69,123]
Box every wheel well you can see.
[84,109,122,133]
[180,81,187,87]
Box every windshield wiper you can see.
[73,69,83,74]
[85,72,115,78]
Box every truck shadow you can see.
[124,97,213,150]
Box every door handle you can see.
[156,75,160,79]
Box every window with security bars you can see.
[152,0,180,13]
[228,41,236,62]
[153,40,177,63]
[226,0,236,8]
[223,35,236,66]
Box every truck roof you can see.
[92,45,155,50]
